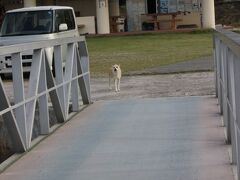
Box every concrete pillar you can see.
[96,0,110,34]
[201,0,215,29]
[109,0,120,16]
[24,0,36,7]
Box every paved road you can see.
[0,96,234,180]
[128,56,213,75]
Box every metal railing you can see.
[0,36,91,153]
[214,27,240,179]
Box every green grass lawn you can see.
[86,31,213,76]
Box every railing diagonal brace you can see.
[45,55,65,123]
[0,78,26,152]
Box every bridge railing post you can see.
[214,28,240,180]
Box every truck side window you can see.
[1,10,53,36]
[55,10,64,32]
[55,9,75,32]
[64,10,75,30]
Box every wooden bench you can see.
[142,13,182,31]
[177,24,198,29]
[144,19,182,30]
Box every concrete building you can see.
[1,0,215,34]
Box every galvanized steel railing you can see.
[214,27,240,179]
[0,36,91,153]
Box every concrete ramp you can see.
[0,96,234,180]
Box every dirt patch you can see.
[91,72,215,101]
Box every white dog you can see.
[109,64,122,92]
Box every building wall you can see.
[3,0,96,17]
[126,0,146,31]
[2,0,205,33]
[54,0,96,17]
[3,1,23,11]
[40,0,54,5]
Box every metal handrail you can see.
[0,36,86,55]
[0,36,91,152]
[214,27,240,57]
[214,27,240,179]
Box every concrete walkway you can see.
[0,96,234,180]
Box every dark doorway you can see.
[147,0,156,14]
[119,0,126,6]
[119,0,126,16]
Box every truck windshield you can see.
[0,10,53,36]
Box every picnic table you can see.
[142,12,182,30]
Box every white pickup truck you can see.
[0,6,79,74]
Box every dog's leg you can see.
[114,79,118,92]
[117,78,121,92]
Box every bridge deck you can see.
[0,96,234,180]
